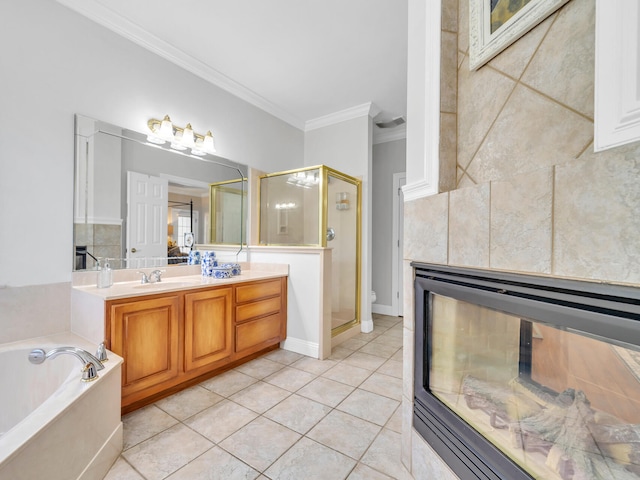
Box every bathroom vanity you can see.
[73,268,287,413]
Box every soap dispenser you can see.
[97,258,113,288]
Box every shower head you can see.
[375,116,406,129]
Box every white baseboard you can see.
[372,304,396,316]
[281,337,319,358]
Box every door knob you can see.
[131,248,137,253]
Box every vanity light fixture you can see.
[286,171,320,188]
[275,202,296,210]
[147,115,216,156]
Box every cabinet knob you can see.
[131,248,137,253]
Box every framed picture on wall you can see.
[469,0,571,70]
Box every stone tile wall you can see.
[404,0,640,477]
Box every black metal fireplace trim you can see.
[411,262,640,480]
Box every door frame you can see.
[392,173,406,317]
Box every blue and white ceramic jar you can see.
[222,263,241,276]
[187,250,201,265]
[200,251,218,276]
[210,266,232,279]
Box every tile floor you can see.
[104,314,412,480]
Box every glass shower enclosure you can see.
[259,165,361,335]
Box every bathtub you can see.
[0,332,123,480]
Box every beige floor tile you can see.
[263,348,304,365]
[359,372,403,401]
[373,318,398,329]
[263,394,332,434]
[361,429,413,480]
[230,381,291,413]
[390,349,403,362]
[103,457,144,480]
[307,410,381,460]
[122,404,179,450]
[385,405,402,433]
[358,341,400,359]
[235,357,286,379]
[155,385,224,421]
[290,355,338,375]
[347,463,394,480]
[329,346,355,361]
[351,330,383,341]
[263,365,316,392]
[337,389,400,427]
[342,351,387,371]
[322,362,373,387]
[185,400,258,443]
[371,334,404,349]
[165,446,259,480]
[377,358,403,379]
[219,417,301,472]
[122,424,213,480]
[297,376,355,407]
[264,437,356,480]
[199,370,257,397]
[340,337,369,351]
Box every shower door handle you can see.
[326,227,335,242]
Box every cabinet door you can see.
[109,295,181,398]
[184,287,233,372]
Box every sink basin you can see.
[132,280,201,290]
[133,280,196,290]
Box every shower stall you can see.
[259,165,361,335]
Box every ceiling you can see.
[58,0,408,135]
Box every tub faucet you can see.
[28,346,105,382]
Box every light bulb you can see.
[181,123,195,148]
[203,131,216,153]
[159,115,174,140]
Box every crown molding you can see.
[305,102,380,131]
[373,124,407,145]
[56,0,306,130]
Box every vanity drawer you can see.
[235,279,282,303]
[235,296,281,323]
[235,313,282,355]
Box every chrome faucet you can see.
[149,269,164,283]
[28,346,105,382]
[136,269,164,284]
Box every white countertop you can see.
[73,269,287,301]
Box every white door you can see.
[127,172,168,269]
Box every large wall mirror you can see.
[73,115,248,271]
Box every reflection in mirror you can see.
[73,115,248,271]
[210,179,248,245]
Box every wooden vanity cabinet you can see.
[105,276,287,413]
[107,294,181,402]
[235,278,287,356]
[184,287,233,373]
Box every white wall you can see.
[304,115,374,332]
[372,139,406,309]
[0,0,303,287]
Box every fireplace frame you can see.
[412,262,640,480]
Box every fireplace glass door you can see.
[429,292,640,480]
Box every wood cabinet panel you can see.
[107,276,287,413]
[184,287,232,372]
[235,313,283,355]
[236,279,282,303]
[108,295,180,397]
[236,296,281,323]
